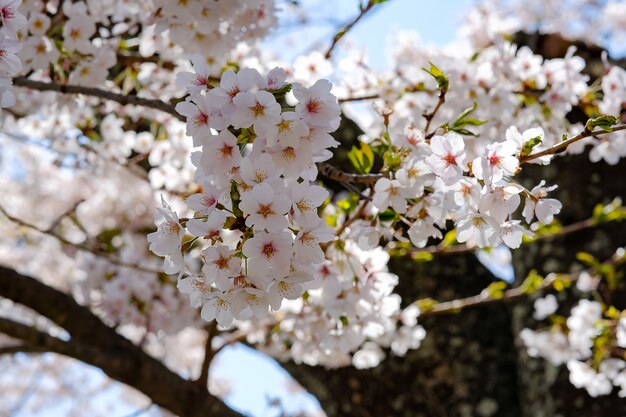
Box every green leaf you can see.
[552,274,572,292]
[455,102,479,122]
[411,252,434,262]
[230,181,243,218]
[520,135,543,158]
[446,102,487,136]
[484,281,508,299]
[519,270,544,294]
[347,143,374,174]
[415,298,439,312]
[337,193,360,214]
[441,229,457,247]
[585,115,618,132]
[422,62,449,92]
[270,83,292,97]
[325,214,337,227]
[378,208,397,222]
[576,252,598,267]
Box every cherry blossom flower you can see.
[231,90,281,129]
[472,140,519,184]
[239,182,291,232]
[373,178,407,214]
[425,133,467,184]
[242,231,293,280]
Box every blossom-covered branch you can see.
[520,124,626,164]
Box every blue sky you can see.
[269,0,473,66]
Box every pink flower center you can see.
[488,153,501,166]
[214,255,229,270]
[2,7,15,20]
[443,153,456,165]
[195,112,209,126]
[262,242,276,259]
[203,196,216,208]
[306,99,320,114]
[194,75,207,86]
[219,143,234,159]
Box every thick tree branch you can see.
[0,265,243,417]
[0,317,80,356]
[196,321,218,387]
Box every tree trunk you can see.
[512,153,626,417]
[285,253,522,417]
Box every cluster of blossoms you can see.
[245,214,426,368]
[337,26,625,166]
[0,140,198,342]
[10,0,275,92]
[368,126,561,251]
[0,0,26,108]
[462,0,626,54]
[149,65,343,328]
[521,252,626,397]
[148,64,429,368]
[1,0,625,403]
[149,0,276,59]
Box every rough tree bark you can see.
[284,253,522,417]
[512,154,626,417]
[0,266,244,417]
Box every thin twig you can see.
[44,199,85,233]
[419,253,625,317]
[324,0,380,59]
[424,91,446,139]
[0,205,162,274]
[520,124,626,164]
[318,162,386,185]
[338,93,380,103]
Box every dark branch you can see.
[0,265,243,417]
[196,321,218,387]
[324,0,380,59]
[12,77,185,122]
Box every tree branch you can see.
[196,321,218,387]
[0,265,243,417]
[317,162,385,185]
[418,252,625,317]
[0,204,162,274]
[520,124,626,164]
[12,77,185,122]
[13,77,376,187]
[324,0,380,59]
